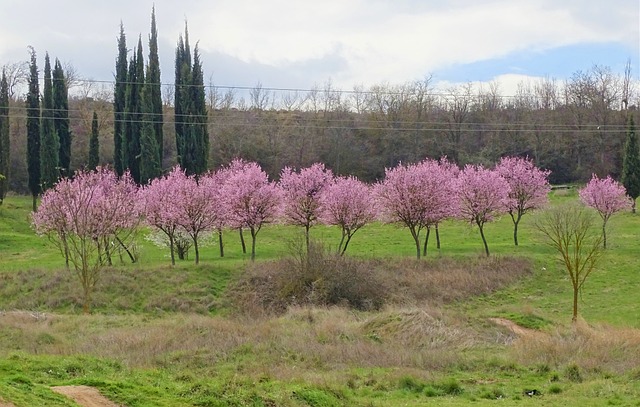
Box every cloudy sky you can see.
[0,0,637,96]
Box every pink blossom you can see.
[375,158,458,259]
[219,159,281,260]
[279,162,334,250]
[579,174,631,248]
[495,156,551,245]
[456,164,510,256]
[320,176,377,255]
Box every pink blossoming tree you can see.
[175,170,223,264]
[220,159,281,261]
[32,167,138,313]
[456,164,510,256]
[579,174,632,248]
[495,156,551,246]
[279,163,334,251]
[140,166,189,265]
[320,176,377,255]
[376,159,458,259]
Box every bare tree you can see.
[249,82,271,111]
[1,60,29,100]
[535,204,603,323]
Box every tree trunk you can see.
[218,229,224,257]
[477,221,490,257]
[304,224,311,253]
[250,227,257,261]
[410,226,421,260]
[602,221,607,249]
[169,234,175,265]
[422,226,431,257]
[239,228,246,254]
[435,224,441,250]
[32,194,37,212]
[572,286,579,323]
[193,236,200,264]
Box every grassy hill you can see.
[0,191,639,406]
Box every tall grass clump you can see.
[231,241,388,314]
[511,319,640,375]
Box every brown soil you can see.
[0,399,16,407]
[51,385,121,407]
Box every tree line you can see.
[0,8,639,201]
[33,154,635,313]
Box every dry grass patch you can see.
[0,307,483,376]
[511,318,640,374]
[231,243,533,315]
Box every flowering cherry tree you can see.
[457,164,510,256]
[495,156,551,246]
[579,174,631,248]
[376,159,457,259]
[220,159,281,260]
[32,167,138,313]
[175,170,222,264]
[279,163,334,251]
[320,176,377,255]
[140,166,189,265]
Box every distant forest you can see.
[0,14,637,193]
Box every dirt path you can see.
[489,317,544,337]
[51,385,121,407]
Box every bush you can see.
[231,241,388,314]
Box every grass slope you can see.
[0,192,639,406]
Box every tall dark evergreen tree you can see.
[88,111,100,170]
[147,6,163,166]
[174,24,208,175]
[114,23,128,176]
[621,115,640,213]
[191,45,208,174]
[0,69,9,203]
[26,48,41,211]
[174,24,191,170]
[124,36,144,184]
[139,84,161,184]
[40,53,60,192]
[53,58,70,177]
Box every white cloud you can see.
[0,0,636,90]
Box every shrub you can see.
[230,241,388,314]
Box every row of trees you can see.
[33,155,635,313]
[22,48,72,210]
[1,9,638,207]
[113,9,208,185]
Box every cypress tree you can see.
[114,23,128,176]
[621,115,640,213]
[147,6,163,166]
[52,58,70,177]
[174,24,208,176]
[175,24,191,169]
[0,69,9,203]
[124,37,144,184]
[88,111,100,170]
[26,48,41,211]
[191,45,208,174]
[139,84,161,184]
[40,52,60,192]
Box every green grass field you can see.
[0,191,639,406]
